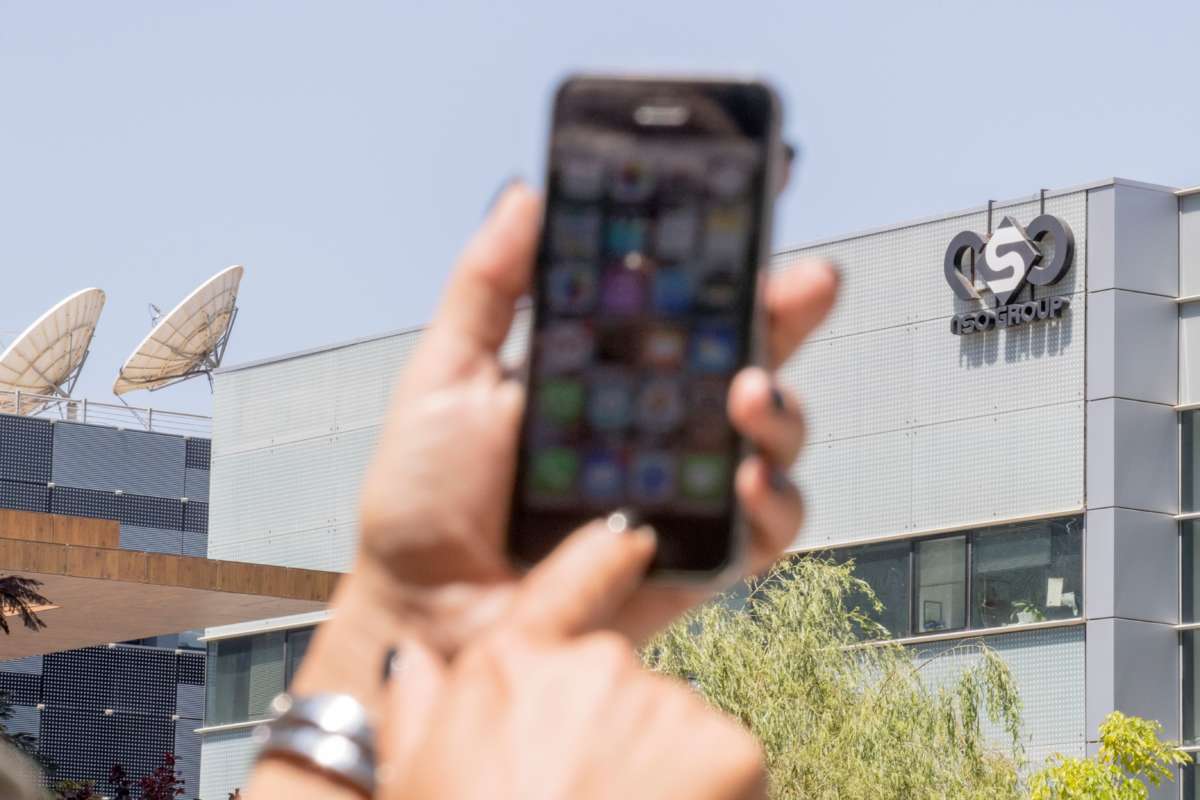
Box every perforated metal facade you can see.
[776,191,1087,549]
[0,412,212,789]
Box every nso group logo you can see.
[944,214,1074,336]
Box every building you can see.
[0,397,336,796]
[0,409,211,793]
[184,177,1192,797]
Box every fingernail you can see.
[485,176,523,216]
[605,508,643,534]
[381,646,401,683]
[769,469,791,494]
[770,385,787,414]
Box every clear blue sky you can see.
[2,1,1198,415]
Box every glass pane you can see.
[1186,631,1200,744]
[1186,521,1200,623]
[915,537,966,633]
[835,542,910,638]
[971,516,1083,629]
[205,631,285,726]
[285,627,315,687]
[1186,761,1198,800]
[1185,411,1200,512]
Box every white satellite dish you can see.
[113,265,244,396]
[0,288,107,415]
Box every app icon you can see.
[581,449,624,503]
[610,158,655,202]
[587,370,634,431]
[635,376,685,434]
[530,447,579,496]
[629,451,676,504]
[551,208,602,260]
[687,378,731,447]
[539,322,594,374]
[655,205,699,261]
[705,205,749,260]
[558,153,606,200]
[537,378,584,425]
[546,264,598,315]
[656,153,705,200]
[640,324,686,369]
[595,324,640,365]
[690,325,738,374]
[680,453,730,503]
[605,216,650,258]
[600,266,646,316]
[695,264,740,311]
[708,157,752,198]
[652,266,692,315]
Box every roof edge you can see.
[220,176,1184,374]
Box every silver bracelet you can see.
[254,693,377,796]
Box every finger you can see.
[736,456,804,575]
[508,515,656,640]
[377,638,448,791]
[727,367,805,468]
[766,259,839,368]
[429,182,542,357]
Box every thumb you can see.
[507,513,656,640]
[377,637,448,793]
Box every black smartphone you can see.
[507,75,782,579]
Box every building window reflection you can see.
[205,626,316,726]
[826,515,1082,642]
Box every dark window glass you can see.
[1185,521,1200,624]
[1183,759,1198,798]
[205,631,285,726]
[285,627,315,686]
[1186,411,1200,512]
[971,517,1083,628]
[914,537,966,633]
[1187,632,1200,745]
[836,542,910,638]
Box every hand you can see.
[379,521,767,800]
[348,183,839,653]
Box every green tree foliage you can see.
[0,575,50,635]
[643,557,1026,800]
[0,689,41,767]
[1029,711,1190,799]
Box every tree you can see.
[1029,711,1191,799]
[137,752,185,799]
[0,689,42,768]
[643,557,1026,800]
[50,779,99,800]
[0,575,50,635]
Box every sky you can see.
[2,1,1199,416]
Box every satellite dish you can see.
[113,265,244,396]
[0,288,107,415]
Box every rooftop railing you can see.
[0,390,212,438]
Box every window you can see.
[205,626,316,726]
[1184,411,1200,512]
[915,537,966,633]
[1186,631,1200,745]
[836,542,910,638]
[1185,522,1200,624]
[285,627,314,686]
[828,515,1083,642]
[971,518,1082,628]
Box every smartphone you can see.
[507,75,782,579]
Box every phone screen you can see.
[509,77,778,576]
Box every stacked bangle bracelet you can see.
[253,692,377,796]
